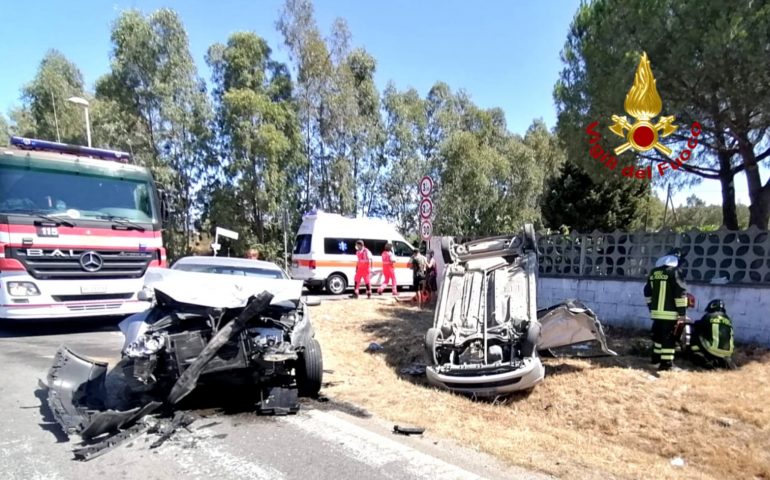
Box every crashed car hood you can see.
[143,267,303,309]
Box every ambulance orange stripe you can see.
[295,259,409,269]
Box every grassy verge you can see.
[312,299,770,480]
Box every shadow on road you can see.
[0,317,122,339]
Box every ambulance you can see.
[289,210,416,294]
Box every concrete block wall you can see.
[537,277,770,346]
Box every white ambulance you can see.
[289,210,416,294]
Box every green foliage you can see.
[0,114,8,145]
[95,9,214,260]
[203,31,303,258]
[554,0,770,228]
[542,159,649,232]
[13,50,88,144]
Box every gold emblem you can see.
[609,52,677,156]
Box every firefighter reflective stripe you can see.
[691,344,701,352]
[650,310,678,320]
[703,319,735,357]
[674,297,688,308]
[657,281,667,311]
[659,347,676,360]
[653,342,663,355]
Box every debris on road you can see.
[399,364,426,376]
[365,342,384,353]
[393,425,425,436]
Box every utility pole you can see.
[50,91,61,143]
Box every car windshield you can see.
[172,262,287,279]
[0,164,157,223]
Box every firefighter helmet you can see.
[705,299,726,314]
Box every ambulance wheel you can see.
[326,273,348,295]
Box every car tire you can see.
[440,236,454,264]
[325,273,347,295]
[520,322,541,358]
[424,327,440,364]
[522,224,537,253]
[297,338,323,397]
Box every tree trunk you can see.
[742,145,770,229]
[717,148,739,230]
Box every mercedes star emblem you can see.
[79,251,104,272]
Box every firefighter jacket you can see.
[692,312,735,358]
[643,265,688,321]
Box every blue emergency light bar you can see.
[10,136,132,163]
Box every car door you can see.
[536,299,616,354]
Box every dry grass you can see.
[311,299,770,480]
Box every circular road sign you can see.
[419,198,433,219]
[420,220,433,240]
[419,176,433,197]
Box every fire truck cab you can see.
[0,136,167,321]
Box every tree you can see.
[205,32,303,258]
[0,114,9,145]
[95,9,213,259]
[555,0,770,229]
[542,160,651,232]
[14,50,88,144]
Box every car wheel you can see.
[326,273,347,295]
[424,327,441,364]
[440,236,454,264]
[522,224,537,253]
[296,338,323,397]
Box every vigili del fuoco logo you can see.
[585,52,701,180]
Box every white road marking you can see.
[161,428,286,480]
[285,410,486,480]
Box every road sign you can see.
[215,226,239,240]
[419,176,433,197]
[420,220,433,240]
[419,198,433,219]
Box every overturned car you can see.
[47,269,323,450]
[425,227,615,396]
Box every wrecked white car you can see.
[425,227,615,396]
[46,269,322,458]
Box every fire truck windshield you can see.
[0,164,158,224]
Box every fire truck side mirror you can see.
[158,189,171,224]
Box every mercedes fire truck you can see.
[0,136,167,320]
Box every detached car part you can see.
[425,226,615,397]
[46,270,323,453]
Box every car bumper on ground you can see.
[425,357,545,396]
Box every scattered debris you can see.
[365,342,384,353]
[149,411,197,449]
[670,457,686,467]
[399,364,426,376]
[393,425,425,436]
[716,417,735,428]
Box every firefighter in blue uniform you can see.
[690,299,737,370]
[644,248,688,371]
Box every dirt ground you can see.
[311,298,770,480]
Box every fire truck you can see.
[0,136,168,320]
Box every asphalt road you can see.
[0,317,548,480]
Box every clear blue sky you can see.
[0,0,753,206]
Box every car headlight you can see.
[7,282,41,296]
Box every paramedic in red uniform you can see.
[377,242,398,296]
[352,239,373,299]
